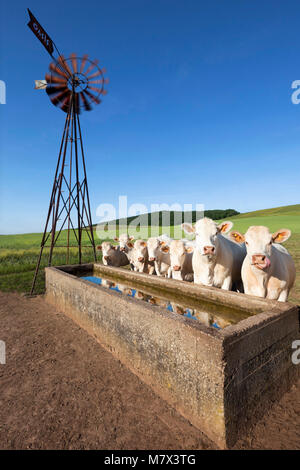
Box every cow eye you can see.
[245,241,248,245]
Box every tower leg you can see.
[30,110,71,295]
[72,93,82,265]
[76,113,97,262]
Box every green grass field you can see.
[0,204,299,303]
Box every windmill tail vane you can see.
[27,9,108,294]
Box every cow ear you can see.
[181,223,195,234]
[272,229,291,243]
[97,245,102,251]
[141,241,146,247]
[229,231,245,244]
[161,245,170,253]
[185,245,194,253]
[114,237,119,241]
[217,221,233,234]
[111,245,116,250]
[159,240,166,246]
[127,242,134,248]
[129,236,134,241]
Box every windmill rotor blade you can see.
[84,89,101,105]
[80,91,92,111]
[80,54,89,73]
[87,85,103,94]
[85,60,99,76]
[45,73,68,85]
[87,85,108,96]
[51,89,71,106]
[51,91,70,106]
[58,55,72,76]
[89,77,109,85]
[88,78,104,84]
[46,85,68,96]
[70,53,78,73]
[60,95,71,113]
[49,62,69,79]
[86,69,102,80]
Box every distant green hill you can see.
[96,205,300,229]
[217,204,300,235]
[96,208,240,228]
[230,204,300,219]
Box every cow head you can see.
[100,241,116,265]
[167,239,194,271]
[182,218,233,258]
[147,237,166,261]
[229,226,291,271]
[114,233,134,251]
[134,240,148,263]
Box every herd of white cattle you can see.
[97,217,296,302]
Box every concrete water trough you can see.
[45,263,300,448]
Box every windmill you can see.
[27,9,108,294]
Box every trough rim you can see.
[45,263,297,341]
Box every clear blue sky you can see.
[0,0,299,234]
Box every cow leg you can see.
[193,275,208,286]
[154,260,161,276]
[148,265,155,275]
[221,276,232,291]
[277,289,289,302]
[236,280,244,293]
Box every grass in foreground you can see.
[0,247,100,295]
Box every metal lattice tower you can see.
[27,10,108,294]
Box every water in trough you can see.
[80,273,254,330]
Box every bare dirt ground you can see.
[0,291,299,450]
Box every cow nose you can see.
[252,254,266,264]
[149,257,156,262]
[173,265,181,271]
[204,246,215,255]
[138,256,145,262]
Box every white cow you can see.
[129,239,149,273]
[160,239,194,281]
[182,218,245,290]
[229,226,296,302]
[114,233,135,270]
[97,242,129,267]
[147,235,171,276]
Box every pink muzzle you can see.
[252,254,271,270]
